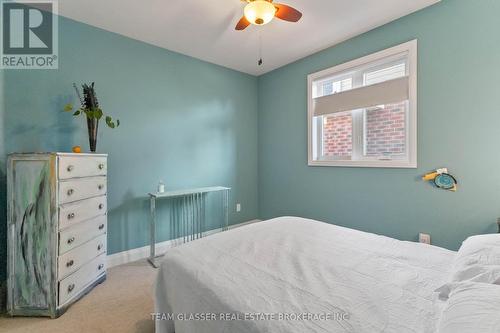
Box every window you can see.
[307,40,417,168]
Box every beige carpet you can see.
[0,259,157,333]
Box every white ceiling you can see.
[57,0,440,76]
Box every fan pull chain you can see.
[258,32,263,66]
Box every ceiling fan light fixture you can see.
[244,0,276,26]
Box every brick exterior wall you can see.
[365,102,406,156]
[322,102,406,157]
[323,112,352,157]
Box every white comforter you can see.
[155,216,455,333]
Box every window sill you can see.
[308,159,417,168]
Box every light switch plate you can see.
[236,203,241,212]
[419,233,431,244]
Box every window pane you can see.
[314,53,407,97]
[322,112,353,158]
[315,78,352,98]
[364,63,406,85]
[364,101,407,157]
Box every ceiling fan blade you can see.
[274,3,302,22]
[235,16,250,30]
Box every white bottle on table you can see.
[158,180,165,193]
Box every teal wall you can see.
[1,0,498,294]
[0,15,259,283]
[258,0,500,251]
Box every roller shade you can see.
[313,76,409,116]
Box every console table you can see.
[147,186,230,267]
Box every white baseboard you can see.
[107,219,261,268]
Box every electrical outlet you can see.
[419,233,431,245]
[236,203,241,212]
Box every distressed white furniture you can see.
[148,186,230,268]
[7,152,108,318]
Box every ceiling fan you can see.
[235,0,302,31]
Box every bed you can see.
[154,216,456,333]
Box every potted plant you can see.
[64,82,119,152]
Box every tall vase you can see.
[87,117,99,153]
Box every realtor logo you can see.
[1,0,58,69]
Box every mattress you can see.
[154,216,455,333]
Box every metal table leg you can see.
[148,196,158,268]
[223,189,229,231]
[146,187,230,268]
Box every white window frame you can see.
[307,40,417,168]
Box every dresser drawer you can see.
[59,195,107,230]
[59,253,106,306]
[59,215,106,254]
[59,176,107,204]
[58,155,107,180]
[58,234,106,280]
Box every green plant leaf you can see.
[116,119,120,127]
[95,108,103,120]
[84,109,92,118]
[73,110,80,116]
[63,103,73,112]
[105,116,119,129]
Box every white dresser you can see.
[7,152,108,317]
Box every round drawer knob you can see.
[67,189,74,196]
[98,203,104,210]
[98,223,105,230]
[66,260,74,267]
[67,165,74,172]
[67,213,75,219]
[98,163,105,170]
[98,184,104,190]
[97,244,103,251]
[67,237,75,244]
[98,264,104,270]
[68,283,75,293]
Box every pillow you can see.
[435,265,500,299]
[438,282,500,333]
[435,234,500,299]
[453,234,500,271]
